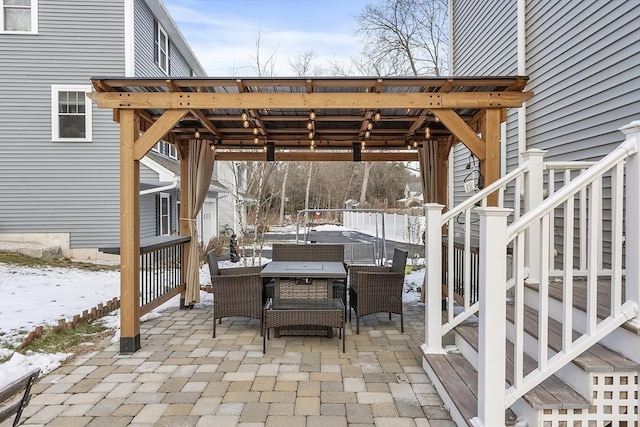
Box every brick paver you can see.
[12,302,452,426]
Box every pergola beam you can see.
[88,91,532,110]
[132,108,189,160]
[212,151,418,162]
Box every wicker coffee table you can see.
[263,298,345,353]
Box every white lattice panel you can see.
[540,372,638,427]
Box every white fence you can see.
[343,210,425,244]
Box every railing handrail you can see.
[442,161,529,223]
[544,160,596,170]
[507,139,637,241]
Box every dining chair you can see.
[348,248,408,334]
[206,251,264,338]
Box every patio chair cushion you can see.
[390,248,408,273]
[207,251,220,277]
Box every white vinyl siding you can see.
[51,84,92,142]
[1,0,37,34]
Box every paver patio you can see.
[8,301,455,427]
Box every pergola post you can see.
[481,109,502,206]
[119,109,141,354]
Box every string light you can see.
[241,111,248,121]
[208,141,216,151]
[374,110,381,122]
[243,120,250,128]
[361,140,366,150]
[253,127,259,135]
[263,144,268,152]
[413,140,419,148]
[194,130,201,139]
[364,130,371,139]
[308,131,314,139]
[309,110,316,121]
[307,121,314,130]
[425,126,431,139]
[254,137,259,144]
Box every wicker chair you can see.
[348,248,408,334]
[206,251,263,338]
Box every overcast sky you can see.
[162,0,370,77]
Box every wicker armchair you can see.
[348,248,408,334]
[206,251,263,338]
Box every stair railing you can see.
[473,123,640,426]
[424,152,540,352]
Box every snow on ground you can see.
[0,236,424,387]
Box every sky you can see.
[0,225,426,387]
[162,0,371,76]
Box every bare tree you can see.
[278,162,289,224]
[250,27,279,77]
[355,0,448,76]
[359,163,373,205]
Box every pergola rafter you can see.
[88,76,532,353]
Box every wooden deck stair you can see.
[525,279,639,335]
[504,303,639,372]
[422,278,638,425]
[422,353,518,426]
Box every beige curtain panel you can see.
[184,139,214,305]
[418,141,438,203]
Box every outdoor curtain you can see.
[184,139,214,305]
[418,140,438,203]
[417,140,438,303]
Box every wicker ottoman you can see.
[263,298,345,353]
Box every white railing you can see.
[472,124,640,426]
[343,210,424,244]
[440,158,531,333]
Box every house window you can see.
[51,85,92,142]
[1,0,37,33]
[159,193,170,236]
[152,141,177,159]
[154,20,169,74]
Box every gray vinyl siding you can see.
[1,0,201,252]
[133,0,193,77]
[524,0,639,160]
[0,0,125,249]
[140,194,157,238]
[451,0,517,76]
[450,0,640,266]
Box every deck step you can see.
[505,302,639,372]
[525,280,639,335]
[456,325,590,410]
[421,352,518,426]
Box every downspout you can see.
[517,0,527,157]
[139,177,179,195]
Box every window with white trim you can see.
[51,85,92,142]
[1,0,37,33]
[154,20,169,74]
[152,141,177,159]
[159,193,170,236]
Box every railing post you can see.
[621,122,640,326]
[522,149,546,284]
[472,207,511,427]
[422,203,446,354]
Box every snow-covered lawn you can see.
[0,224,425,387]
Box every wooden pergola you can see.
[89,76,532,353]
